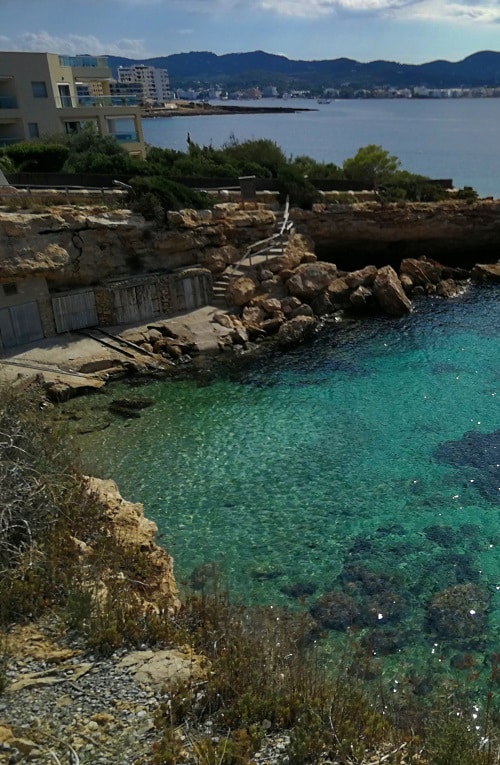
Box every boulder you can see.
[350,285,374,310]
[373,265,412,316]
[258,297,282,315]
[287,262,338,300]
[118,648,209,690]
[289,304,314,319]
[199,245,239,274]
[345,265,378,289]
[242,305,266,324]
[226,276,258,306]
[400,257,443,285]
[436,279,461,298]
[311,291,334,316]
[472,263,500,282]
[277,315,316,347]
[280,296,303,316]
[327,277,351,305]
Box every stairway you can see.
[210,199,294,309]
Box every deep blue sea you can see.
[79,285,500,688]
[142,97,500,198]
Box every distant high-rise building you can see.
[117,64,171,104]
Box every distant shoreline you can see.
[141,103,317,118]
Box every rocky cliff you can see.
[0,204,276,287]
[1,200,500,289]
[292,199,500,268]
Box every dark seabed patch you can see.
[434,429,500,503]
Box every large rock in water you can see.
[373,265,412,316]
[400,257,443,285]
[286,262,338,300]
[277,315,316,347]
[472,263,500,282]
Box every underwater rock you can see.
[424,525,457,548]
[280,581,317,599]
[426,583,490,640]
[434,429,500,503]
[310,590,361,631]
[188,562,220,591]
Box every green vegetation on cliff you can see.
[1,127,474,213]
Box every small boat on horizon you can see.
[317,97,332,104]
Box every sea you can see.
[72,99,500,695]
[76,283,500,694]
[142,97,500,198]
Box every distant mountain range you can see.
[106,50,500,91]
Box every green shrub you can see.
[4,141,69,172]
[277,165,321,209]
[129,176,215,213]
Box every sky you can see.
[0,0,499,65]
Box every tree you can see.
[343,144,400,187]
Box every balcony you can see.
[59,55,108,68]
[0,138,22,147]
[56,95,140,109]
[112,132,139,143]
[0,96,18,109]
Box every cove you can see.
[78,284,499,687]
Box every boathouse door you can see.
[52,289,98,333]
[0,302,44,349]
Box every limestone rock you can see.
[85,477,179,611]
[167,209,212,228]
[118,648,209,690]
[199,245,239,274]
[280,296,303,316]
[437,279,461,298]
[277,315,316,347]
[373,265,412,316]
[226,276,258,306]
[327,277,351,304]
[472,263,500,282]
[242,305,266,324]
[287,262,338,300]
[345,265,378,289]
[350,285,374,310]
[400,257,443,285]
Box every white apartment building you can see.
[0,52,146,157]
[117,64,171,104]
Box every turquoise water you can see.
[80,285,499,685]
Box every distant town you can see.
[116,63,500,103]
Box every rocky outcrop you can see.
[0,204,277,287]
[373,265,412,316]
[472,263,500,282]
[84,477,179,613]
[292,199,500,266]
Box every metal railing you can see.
[111,132,139,143]
[244,196,291,266]
[55,95,140,109]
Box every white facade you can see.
[118,64,171,104]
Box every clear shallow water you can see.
[79,286,499,684]
[143,98,500,197]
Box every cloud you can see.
[0,31,147,57]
